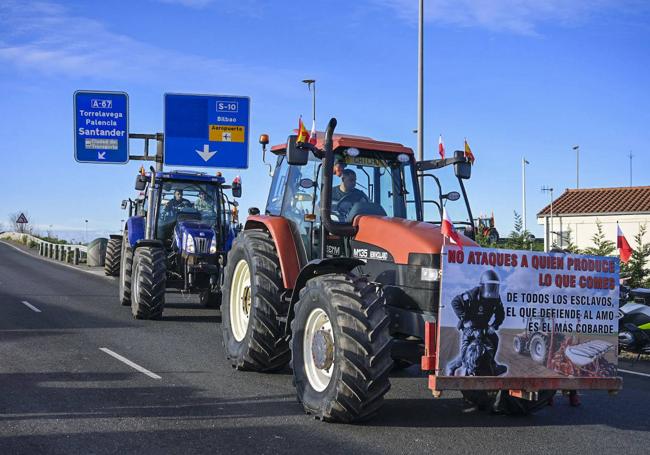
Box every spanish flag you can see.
[297,116,311,143]
[464,138,475,164]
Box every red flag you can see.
[441,207,463,250]
[438,134,445,159]
[464,138,475,164]
[618,225,632,263]
[309,119,317,145]
[297,116,311,143]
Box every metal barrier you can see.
[0,232,88,265]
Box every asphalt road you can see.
[1,240,649,454]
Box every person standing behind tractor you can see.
[446,269,507,376]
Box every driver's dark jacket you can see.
[451,286,505,330]
[164,198,191,213]
[332,186,366,208]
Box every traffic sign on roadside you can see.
[74,91,129,164]
[164,93,249,169]
[16,213,28,224]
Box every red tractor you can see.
[220,118,621,422]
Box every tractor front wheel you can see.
[291,274,393,423]
[131,246,166,320]
[118,232,133,306]
[104,237,122,277]
[221,229,290,371]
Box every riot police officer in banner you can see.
[446,269,507,376]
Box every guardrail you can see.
[0,232,88,265]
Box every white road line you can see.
[21,301,42,313]
[619,368,650,378]
[99,348,162,379]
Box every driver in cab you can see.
[164,189,192,214]
[332,169,368,219]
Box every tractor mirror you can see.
[135,175,147,191]
[121,200,128,210]
[299,178,315,189]
[286,135,308,166]
[443,191,460,201]
[453,150,471,180]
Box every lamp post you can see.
[541,186,554,251]
[572,145,579,188]
[84,219,88,244]
[522,157,530,232]
[416,0,424,192]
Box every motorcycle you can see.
[618,283,650,356]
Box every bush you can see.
[28,240,37,249]
[21,235,27,245]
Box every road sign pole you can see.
[127,132,164,171]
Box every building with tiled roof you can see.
[536,186,650,252]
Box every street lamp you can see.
[85,219,88,244]
[416,0,424,192]
[572,145,579,189]
[541,186,554,251]
[522,157,530,232]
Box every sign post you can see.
[74,91,129,164]
[164,93,249,169]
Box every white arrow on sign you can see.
[196,144,217,162]
[97,152,106,160]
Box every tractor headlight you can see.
[209,236,217,254]
[185,233,195,253]
[421,267,441,282]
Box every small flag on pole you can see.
[309,119,317,145]
[441,207,463,250]
[617,224,632,263]
[297,116,311,143]
[438,134,445,159]
[464,138,475,164]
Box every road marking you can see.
[99,348,161,379]
[619,368,650,378]
[21,301,41,312]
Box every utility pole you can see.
[302,79,316,134]
[541,186,554,251]
[416,0,424,192]
[629,151,633,187]
[522,157,530,232]
[572,145,580,189]
[84,219,88,244]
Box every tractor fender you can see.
[126,216,146,248]
[244,215,305,289]
[134,239,164,251]
[285,257,365,335]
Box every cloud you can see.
[372,0,637,35]
[0,1,296,93]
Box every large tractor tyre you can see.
[221,229,290,372]
[291,274,393,423]
[529,333,548,364]
[104,238,122,277]
[461,390,556,415]
[513,335,525,355]
[131,246,167,320]
[200,290,221,309]
[118,232,133,306]
[488,228,499,244]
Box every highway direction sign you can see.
[74,91,129,164]
[164,93,249,169]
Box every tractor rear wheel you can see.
[462,390,556,415]
[291,274,393,423]
[529,333,548,364]
[131,246,166,320]
[221,229,290,372]
[118,232,133,306]
[104,237,122,276]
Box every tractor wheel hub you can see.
[312,329,334,370]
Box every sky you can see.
[1,0,649,240]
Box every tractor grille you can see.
[194,237,209,254]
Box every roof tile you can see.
[537,186,650,216]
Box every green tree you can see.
[583,220,616,257]
[504,211,534,251]
[620,224,650,288]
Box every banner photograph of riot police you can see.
[436,247,619,378]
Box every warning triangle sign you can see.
[16,213,28,224]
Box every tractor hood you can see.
[352,216,477,265]
[174,220,216,253]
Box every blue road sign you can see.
[164,93,249,169]
[74,91,129,164]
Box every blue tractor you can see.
[108,168,241,319]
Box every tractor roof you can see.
[145,170,226,184]
[270,132,413,156]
